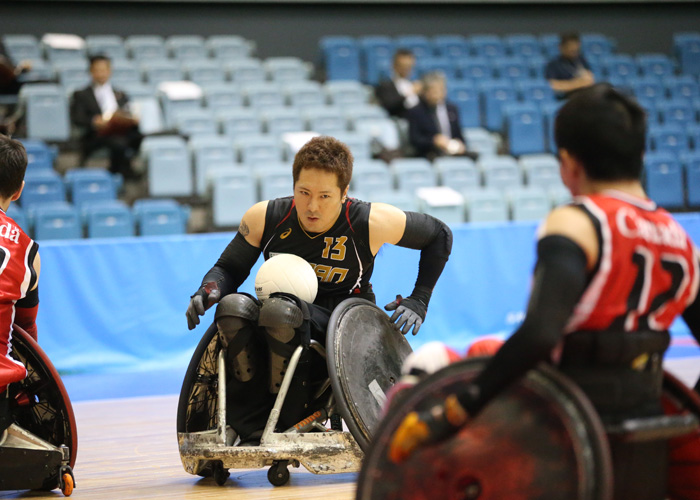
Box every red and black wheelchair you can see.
[0,325,77,496]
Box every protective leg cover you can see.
[356,359,613,500]
[663,372,700,500]
[215,293,261,382]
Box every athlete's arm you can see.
[15,250,40,341]
[369,203,453,335]
[186,202,267,330]
[682,249,700,392]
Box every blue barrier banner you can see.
[36,214,700,373]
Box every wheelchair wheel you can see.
[8,325,78,487]
[176,323,220,435]
[356,358,613,500]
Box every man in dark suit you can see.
[545,33,595,99]
[375,49,422,118]
[70,55,142,178]
[407,72,473,160]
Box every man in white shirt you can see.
[70,55,142,179]
[375,49,422,118]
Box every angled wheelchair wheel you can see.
[8,325,78,487]
[356,358,613,500]
[177,323,220,435]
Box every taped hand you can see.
[186,282,221,330]
[388,394,468,464]
[384,294,428,335]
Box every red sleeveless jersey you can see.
[566,191,700,334]
[0,208,38,368]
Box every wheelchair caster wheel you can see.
[59,466,75,497]
[268,461,290,486]
[212,462,229,486]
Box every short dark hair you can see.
[0,135,28,199]
[292,136,353,192]
[555,83,646,181]
[393,48,415,64]
[89,54,111,67]
[560,32,581,46]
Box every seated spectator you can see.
[545,33,595,99]
[375,48,422,118]
[0,40,32,96]
[407,72,474,160]
[70,55,142,179]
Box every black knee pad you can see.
[215,293,261,352]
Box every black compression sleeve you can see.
[198,232,261,296]
[457,235,589,415]
[396,212,453,303]
[16,287,39,308]
[682,263,700,392]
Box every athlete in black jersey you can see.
[185,136,453,442]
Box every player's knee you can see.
[258,295,304,338]
[215,293,260,342]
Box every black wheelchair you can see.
[176,298,412,487]
[356,357,700,500]
[0,325,77,496]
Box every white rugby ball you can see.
[255,253,318,303]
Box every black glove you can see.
[186,281,221,330]
[384,291,429,336]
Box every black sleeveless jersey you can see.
[261,197,376,309]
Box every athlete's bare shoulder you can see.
[368,202,407,254]
[239,201,269,247]
[540,205,599,269]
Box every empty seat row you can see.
[644,150,700,208]
[19,168,122,210]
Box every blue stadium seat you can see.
[320,36,361,81]
[464,127,499,157]
[630,77,665,104]
[581,33,616,59]
[457,57,495,80]
[220,108,263,139]
[207,35,252,60]
[110,60,142,88]
[84,200,134,238]
[19,84,70,141]
[658,99,695,127]
[2,35,41,63]
[226,58,266,84]
[353,116,400,151]
[304,106,347,135]
[65,168,118,209]
[416,57,458,80]
[463,189,508,223]
[264,57,310,83]
[416,186,465,224]
[6,204,28,234]
[517,80,555,105]
[687,123,700,150]
[325,80,368,107]
[494,57,529,81]
[184,60,226,86]
[189,135,236,196]
[433,35,469,60]
[256,165,294,200]
[479,80,517,131]
[243,82,285,110]
[210,168,257,226]
[31,202,82,241]
[143,60,183,87]
[18,59,55,84]
[644,151,684,209]
[362,189,418,211]
[434,157,480,192]
[175,108,218,137]
[85,35,126,60]
[665,75,700,101]
[56,61,90,93]
[263,108,306,138]
[539,34,561,59]
[42,35,87,64]
[201,83,243,111]
[674,33,700,75]
[333,132,372,160]
[390,158,437,194]
[649,123,689,154]
[20,170,66,209]
[395,35,433,60]
[505,34,541,59]
[602,54,637,82]
[344,104,388,129]
[166,35,207,61]
[469,35,506,59]
[20,139,57,172]
[236,134,284,165]
[158,83,204,129]
[141,136,193,197]
[542,101,564,153]
[448,81,480,128]
[507,187,550,221]
[519,154,562,189]
[284,81,325,108]
[685,152,700,206]
[481,156,522,191]
[504,102,545,156]
[133,199,189,236]
[126,35,166,62]
[636,54,674,79]
[359,36,395,85]
[548,185,572,208]
[352,160,394,197]
[527,55,548,80]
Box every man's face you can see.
[90,60,112,86]
[394,54,415,79]
[423,80,446,107]
[560,40,581,60]
[293,167,347,233]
